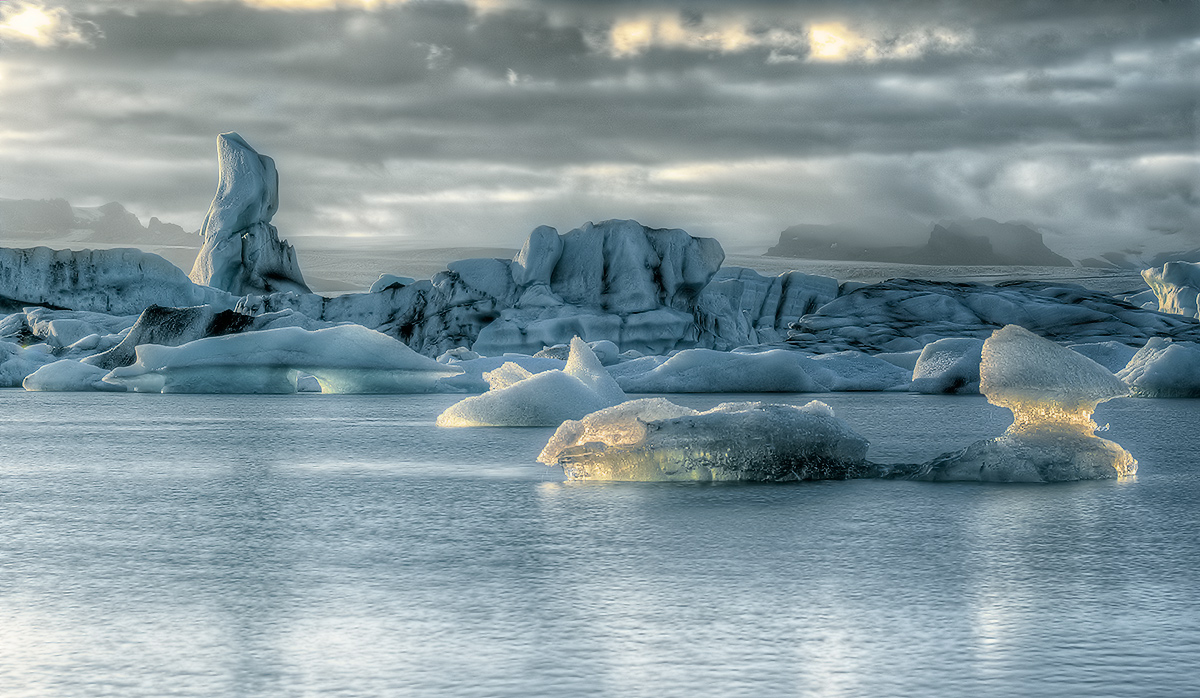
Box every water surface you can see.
[1,391,1197,697]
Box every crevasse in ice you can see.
[538,398,874,482]
[913,324,1136,482]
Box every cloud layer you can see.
[0,0,1196,256]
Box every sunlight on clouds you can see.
[0,2,93,48]
[608,14,803,58]
[211,0,516,11]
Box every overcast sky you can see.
[0,0,1196,254]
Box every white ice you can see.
[538,399,872,482]
[0,340,56,387]
[609,348,827,393]
[910,338,984,394]
[103,324,461,394]
[23,360,124,392]
[913,325,1135,482]
[436,337,625,427]
[1142,261,1200,319]
[1117,338,1200,398]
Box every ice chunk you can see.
[564,336,626,404]
[436,354,566,393]
[912,325,1135,482]
[1142,261,1200,319]
[188,133,309,296]
[436,338,625,427]
[483,362,533,390]
[0,340,56,387]
[104,324,461,394]
[539,399,874,482]
[806,351,912,391]
[910,338,984,394]
[609,348,828,393]
[23,360,125,392]
[1068,341,1139,374]
[1117,338,1200,398]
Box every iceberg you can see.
[1116,338,1200,398]
[538,399,874,482]
[609,348,827,393]
[0,340,56,387]
[911,325,1135,482]
[910,338,984,394]
[188,133,309,296]
[23,360,124,392]
[1142,261,1200,319]
[104,324,460,394]
[435,354,566,393]
[0,246,233,315]
[436,337,625,427]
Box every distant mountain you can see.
[0,198,198,248]
[767,218,1072,267]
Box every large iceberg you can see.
[0,247,232,315]
[1116,338,1200,398]
[104,324,460,394]
[609,348,826,393]
[189,133,309,296]
[538,399,875,482]
[911,325,1135,482]
[1142,261,1200,319]
[910,338,984,394]
[436,337,625,427]
[0,340,56,387]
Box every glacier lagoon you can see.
[2,390,1198,698]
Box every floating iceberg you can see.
[1116,338,1200,398]
[104,324,460,394]
[1142,261,1200,319]
[910,338,984,394]
[538,399,874,482]
[188,133,309,296]
[911,325,1135,482]
[609,348,827,393]
[436,337,625,427]
[23,360,124,392]
[0,340,56,387]
[1068,341,1139,374]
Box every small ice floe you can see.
[436,337,625,427]
[103,324,461,394]
[538,398,876,482]
[908,325,1136,483]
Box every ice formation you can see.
[1068,341,1139,374]
[436,354,566,393]
[0,340,56,387]
[788,279,1200,354]
[23,360,124,392]
[82,304,326,370]
[912,325,1135,482]
[0,247,233,315]
[189,133,309,296]
[103,324,460,394]
[910,338,984,394]
[1141,262,1200,319]
[608,348,827,393]
[436,337,626,427]
[538,399,874,482]
[1116,338,1200,398]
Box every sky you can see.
[0,0,1196,255]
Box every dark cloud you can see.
[0,0,1195,256]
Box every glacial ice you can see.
[538,399,874,482]
[436,354,566,393]
[23,360,124,392]
[103,324,461,394]
[0,247,233,316]
[910,338,984,394]
[436,337,625,427]
[188,133,309,296]
[1142,262,1200,319]
[0,340,56,387]
[911,325,1135,482]
[1117,338,1200,398]
[370,274,415,294]
[1068,341,1139,374]
[608,348,827,393]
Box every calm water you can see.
[1,391,1197,698]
